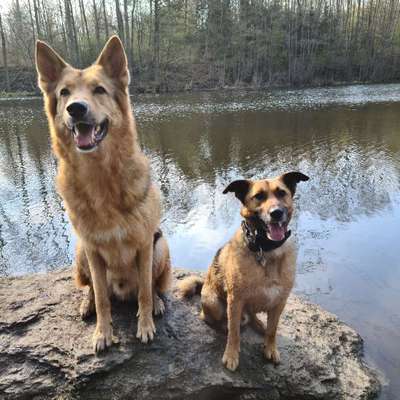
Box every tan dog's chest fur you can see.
[36,36,171,353]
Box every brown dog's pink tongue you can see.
[268,223,285,241]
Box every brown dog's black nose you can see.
[67,101,88,119]
[270,208,284,221]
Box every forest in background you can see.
[1,0,400,93]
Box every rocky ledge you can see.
[0,269,380,400]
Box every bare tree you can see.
[2,0,400,93]
[0,13,10,92]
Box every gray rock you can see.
[0,269,380,400]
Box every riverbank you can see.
[0,268,380,399]
[0,72,398,99]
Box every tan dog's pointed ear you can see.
[281,172,309,195]
[96,36,130,87]
[36,41,68,92]
[223,180,251,204]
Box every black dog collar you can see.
[241,217,291,257]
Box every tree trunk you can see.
[33,0,42,38]
[79,0,92,55]
[27,0,37,44]
[115,0,125,42]
[92,0,101,50]
[0,13,10,92]
[58,0,68,56]
[102,0,109,39]
[153,0,161,89]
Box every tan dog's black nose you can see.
[67,101,88,119]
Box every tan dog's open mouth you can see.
[71,119,109,153]
[267,222,288,241]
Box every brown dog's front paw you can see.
[136,315,156,343]
[222,349,240,371]
[264,344,281,364]
[92,324,113,353]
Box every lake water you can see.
[0,84,399,399]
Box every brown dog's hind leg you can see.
[200,285,225,327]
[264,301,286,364]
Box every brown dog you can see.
[179,172,309,371]
[35,36,171,352]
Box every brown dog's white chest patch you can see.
[249,284,284,312]
[263,285,283,304]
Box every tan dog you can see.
[35,36,171,353]
[179,172,309,371]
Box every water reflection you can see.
[0,102,74,276]
[0,85,399,398]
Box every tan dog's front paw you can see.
[92,324,113,353]
[264,344,280,364]
[136,315,156,343]
[222,349,239,371]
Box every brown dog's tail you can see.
[178,276,204,298]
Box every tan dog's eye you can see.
[253,192,267,201]
[60,88,70,97]
[276,189,287,198]
[94,86,107,95]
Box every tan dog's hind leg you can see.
[222,293,243,371]
[250,313,267,335]
[80,286,96,320]
[74,241,90,287]
[86,248,113,353]
[264,301,286,364]
[153,292,165,316]
[153,241,172,316]
[74,243,96,320]
[136,242,156,343]
[153,263,171,316]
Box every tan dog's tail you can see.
[178,276,204,298]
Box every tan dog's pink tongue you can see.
[75,134,93,147]
[268,223,285,241]
[74,125,95,147]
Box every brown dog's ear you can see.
[223,180,251,203]
[96,36,130,86]
[281,172,309,195]
[36,41,68,92]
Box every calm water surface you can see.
[1,84,399,398]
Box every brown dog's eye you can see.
[60,88,70,97]
[254,192,267,201]
[94,86,107,95]
[276,189,287,198]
